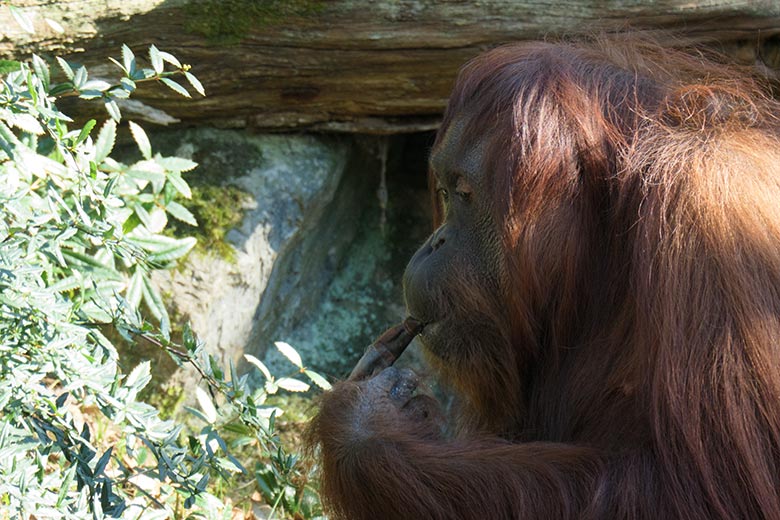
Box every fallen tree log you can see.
[1,0,779,133]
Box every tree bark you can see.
[2,0,779,133]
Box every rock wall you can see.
[146,128,432,381]
[4,0,778,132]
[262,133,434,379]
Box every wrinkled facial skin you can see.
[402,118,505,359]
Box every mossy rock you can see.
[185,0,325,44]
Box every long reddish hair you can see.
[431,35,780,518]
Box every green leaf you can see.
[126,168,166,185]
[102,174,118,197]
[276,378,310,392]
[55,392,70,408]
[222,422,253,436]
[7,113,44,135]
[108,86,130,99]
[183,322,198,353]
[61,250,123,281]
[244,354,272,380]
[75,119,96,146]
[157,156,198,173]
[165,201,197,226]
[126,269,144,308]
[125,361,151,389]
[49,275,83,293]
[274,341,302,368]
[56,465,77,507]
[128,121,151,159]
[94,119,116,163]
[26,69,37,105]
[31,55,50,89]
[108,56,125,73]
[184,72,205,96]
[120,76,136,92]
[196,473,210,491]
[226,454,248,474]
[0,122,21,159]
[73,66,87,89]
[163,182,176,205]
[135,68,156,81]
[141,272,169,331]
[166,172,192,198]
[0,294,22,310]
[78,90,103,100]
[44,17,65,34]
[146,236,196,263]
[184,406,212,424]
[84,79,111,92]
[127,234,184,253]
[105,99,121,122]
[94,447,113,476]
[133,202,153,229]
[148,206,167,232]
[122,211,142,234]
[0,127,20,157]
[195,387,217,423]
[47,82,72,97]
[159,77,190,98]
[56,57,74,80]
[159,51,181,68]
[9,6,34,34]
[149,45,163,74]
[305,369,332,390]
[121,44,135,74]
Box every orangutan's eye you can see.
[437,187,450,205]
[455,176,473,202]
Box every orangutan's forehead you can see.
[429,117,485,182]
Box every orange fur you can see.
[309,35,780,519]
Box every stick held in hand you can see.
[349,317,424,380]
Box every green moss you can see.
[156,131,259,262]
[146,381,186,420]
[168,183,249,262]
[184,0,325,45]
[0,60,21,75]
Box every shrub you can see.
[0,36,326,519]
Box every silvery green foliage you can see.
[0,47,327,519]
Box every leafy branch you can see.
[0,43,329,519]
[50,44,205,122]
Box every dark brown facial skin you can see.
[402,118,505,360]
